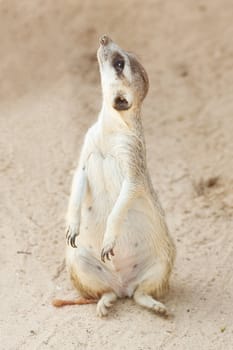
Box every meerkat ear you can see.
[113,96,130,111]
[128,54,149,100]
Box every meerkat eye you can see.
[114,60,124,71]
[113,54,125,73]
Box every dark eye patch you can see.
[112,53,125,74]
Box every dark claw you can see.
[101,249,105,263]
[101,248,115,263]
[66,233,71,245]
[66,228,78,248]
[70,234,77,248]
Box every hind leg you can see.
[133,262,171,316]
[133,289,167,315]
[96,292,117,317]
[65,246,118,314]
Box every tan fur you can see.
[69,266,111,300]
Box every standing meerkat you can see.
[53,35,175,317]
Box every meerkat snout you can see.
[99,35,111,46]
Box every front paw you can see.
[66,223,79,248]
[101,237,116,263]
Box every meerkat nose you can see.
[99,35,111,46]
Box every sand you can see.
[1,1,233,349]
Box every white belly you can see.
[71,150,158,297]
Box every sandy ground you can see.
[1,1,233,349]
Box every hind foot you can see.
[96,292,117,317]
[134,290,168,316]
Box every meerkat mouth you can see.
[113,96,131,111]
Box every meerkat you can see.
[53,35,175,317]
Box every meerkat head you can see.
[97,35,149,112]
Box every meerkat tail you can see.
[52,297,98,307]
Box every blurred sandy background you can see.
[1,1,233,349]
